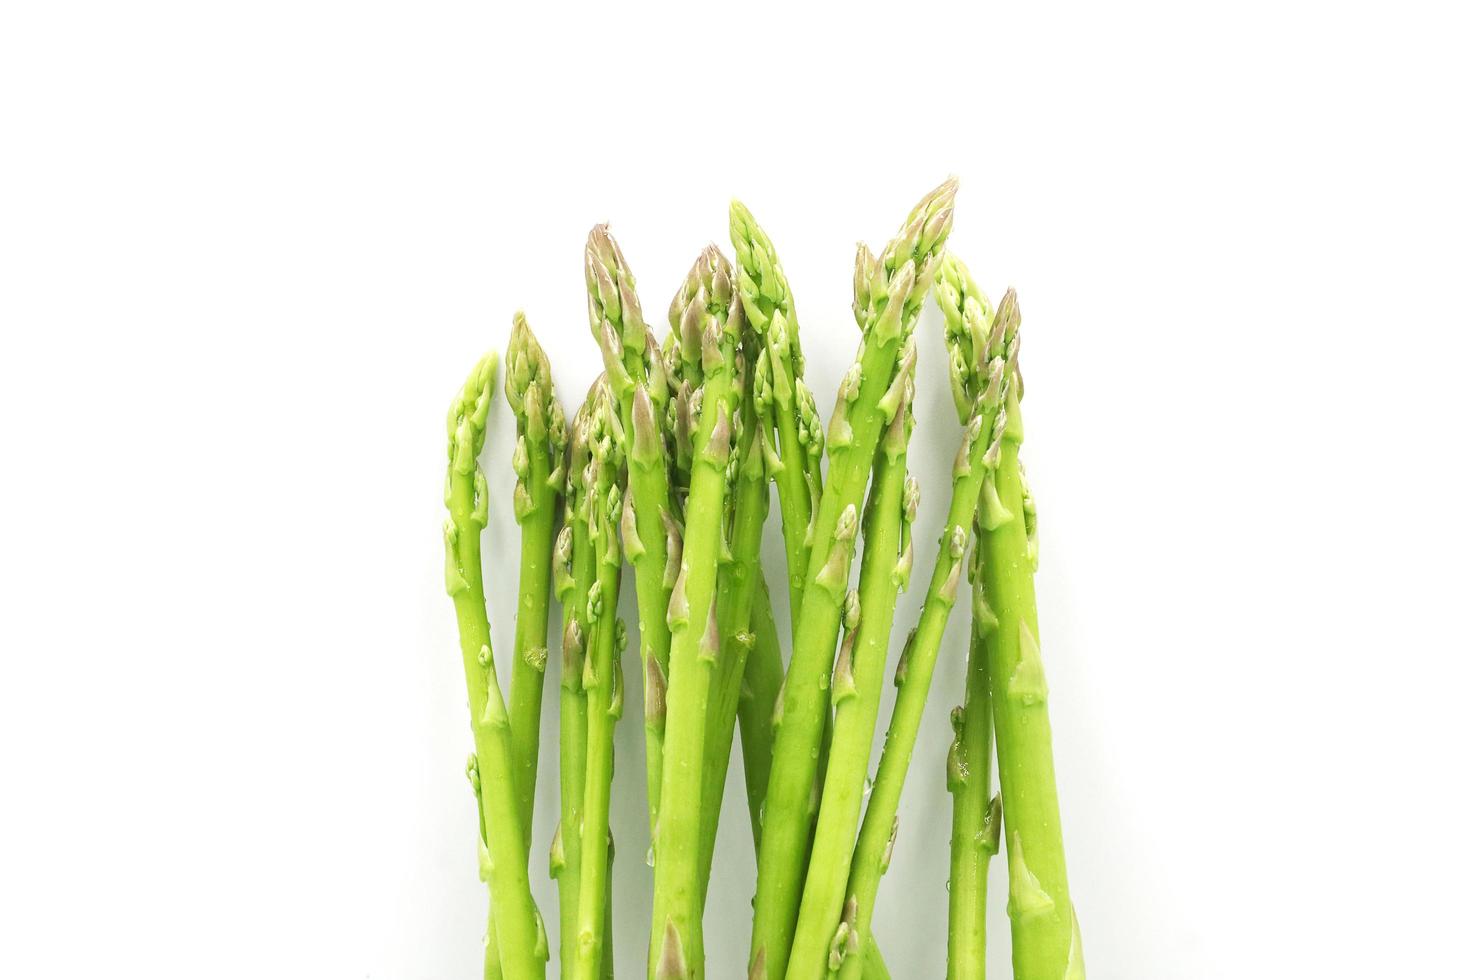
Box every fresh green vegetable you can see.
[750,179,955,980]
[978,294,1084,980]
[444,351,548,980]
[935,260,1002,980]
[947,548,1002,980]
[730,201,822,627]
[738,581,784,852]
[698,321,769,904]
[587,226,675,836]
[551,389,596,973]
[786,382,916,978]
[504,314,566,842]
[437,183,1084,980]
[834,283,1019,980]
[572,378,627,980]
[649,247,743,980]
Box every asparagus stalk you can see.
[551,392,596,974]
[505,313,567,842]
[572,378,627,980]
[947,544,1002,980]
[730,201,823,626]
[489,316,563,980]
[723,204,808,878]
[833,284,1020,980]
[603,839,616,980]
[587,226,676,836]
[939,258,1002,980]
[864,942,892,980]
[787,383,917,977]
[698,328,769,903]
[738,581,784,851]
[979,301,1084,980]
[444,351,547,980]
[749,179,955,980]
[649,247,744,980]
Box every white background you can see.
[3,2,1463,978]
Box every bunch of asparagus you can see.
[442,180,1084,980]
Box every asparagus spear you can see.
[738,581,784,851]
[587,226,676,836]
[649,246,744,980]
[978,300,1084,980]
[444,351,547,980]
[834,284,1020,980]
[551,391,596,974]
[729,201,823,626]
[947,545,1002,980]
[939,259,1002,980]
[572,379,627,980]
[723,204,810,883]
[504,313,567,843]
[698,325,769,903]
[478,317,562,980]
[749,179,955,980]
[787,382,917,977]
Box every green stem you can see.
[787,399,914,978]
[587,226,675,838]
[864,939,891,980]
[557,656,589,974]
[553,402,596,975]
[982,382,1081,980]
[573,386,626,980]
[834,431,983,980]
[771,389,812,623]
[444,352,546,980]
[738,581,783,852]
[506,314,566,842]
[834,284,1019,980]
[620,384,675,834]
[699,398,769,904]
[649,247,742,980]
[750,312,903,980]
[602,840,616,980]
[508,451,555,824]
[947,550,1000,980]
